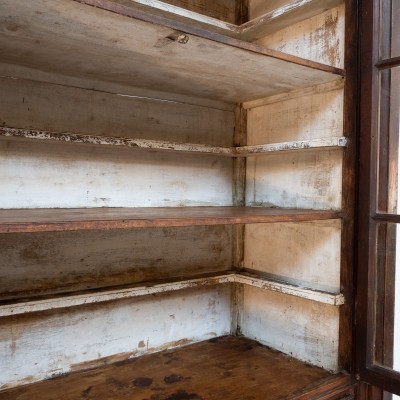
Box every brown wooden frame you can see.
[357,0,400,396]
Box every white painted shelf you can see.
[0,127,348,157]
[0,0,343,103]
[0,272,344,317]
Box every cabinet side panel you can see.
[245,150,343,210]
[0,141,233,208]
[0,226,232,298]
[0,285,232,389]
[244,221,341,292]
[242,286,339,371]
[247,87,344,145]
[0,77,234,147]
[255,4,345,69]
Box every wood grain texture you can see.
[0,207,342,233]
[0,225,232,299]
[0,0,343,103]
[0,336,342,400]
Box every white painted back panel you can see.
[0,285,232,389]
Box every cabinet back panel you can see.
[244,221,341,293]
[0,285,232,389]
[241,286,339,371]
[0,141,233,208]
[0,77,234,147]
[0,226,232,299]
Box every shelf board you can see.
[0,336,354,400]
[0,127,348,157]
[0,0,343,103]
[236,272,345,306]
[126,0,344,42]
[0,127,234,156]
[0,271,343,317]
[236,137,348,156]
[0,207,342,233]
[0,274,236,317]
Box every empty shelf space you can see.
[235,137,348,156]
[0,0,343,103]
[0,271,344,317]
[0,336,354,400]
[127,0,344,41]
[0,127,348,156]
[0,207,342,233]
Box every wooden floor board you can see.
[0,336,343,400]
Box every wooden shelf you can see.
[0,0,343,103]
[126,0,344,41]
[0,271,344,317]
[0,336,355,400]
[0,207,342,233]
[0,127,348,156]
[236,137,348,156]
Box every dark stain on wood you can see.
[164,375,184,384]
[164,390,202,400]
[133,377,153,387]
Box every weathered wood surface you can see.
[256,4,345,69]
[242,286,340,371]
[0,336,338,399]
[0,286,232,389]
[0,274,236,317]
[0,0,342,103]
[0,226,232,299]
[109,0,343,42]
[0,127,234,156]
[0,269,344,317]
[236,137,347,155]
[245,220,342,293]
[0,76,234,146]
[0,207,342,233]
[246,150,343,210]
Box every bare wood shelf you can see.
[0,127,348,156]
[0,207,342,233]
[0,0,343,103]
[0,270,344,317]
[0,336,355,400]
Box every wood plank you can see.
[0,336,339,400]
[0,127,348,156]
[0,127,234,156]
[0,207,342,233]
[236,137,347,156]
[0,274,236,317]
[236,271,345,305]
[0,270,344,317]
[0,0,343,103]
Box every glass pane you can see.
[384,391,400,400]
[375,223,400,372]
[380,0,400,59]
[377,67,400,213]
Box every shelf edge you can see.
[0,272,344,317]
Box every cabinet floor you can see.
[1,336,342,400]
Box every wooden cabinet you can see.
[0,0,357,398]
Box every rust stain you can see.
[138,340,146,348]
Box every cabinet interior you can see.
[0,0,355,398]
